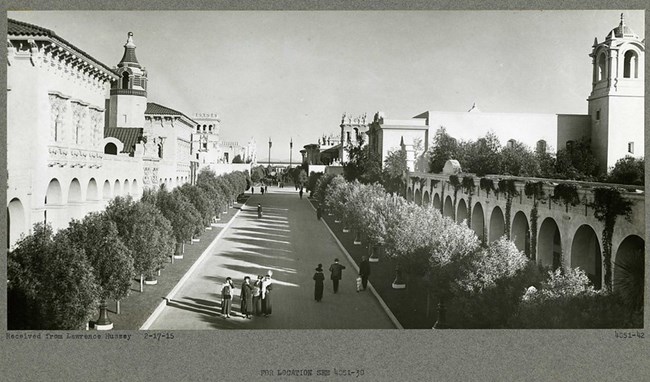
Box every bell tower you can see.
[587,14,644,172]
[108,32,148,129]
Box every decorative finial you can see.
[125,32,136,48]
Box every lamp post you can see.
[289,138,293,169]
[268,137,272,167]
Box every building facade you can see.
[366,16,644,175]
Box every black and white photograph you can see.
[2,4,648,381]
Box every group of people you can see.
[221,271,274,319]
[312,257,371,302]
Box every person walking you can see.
[252,275,263,316]
[257,203,262,219]
[359,256,371,291]
[299,189,303,199]
[251,187,254,195]
[239,276,253,319]
[221,277,234,318]
[261,271,273,317]
[316,206,322,220]
[329,258,346,293]
[313,264,325,302]
[265,185,268,194]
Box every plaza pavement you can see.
[146,186,396,329]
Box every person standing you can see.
[257,203,262,219]
[329,258,346,293]
[239,276,253,319]
[299,189,303,199]
[359,256,371,291]
[261,271,273,317]
[261,186,264,195]
[265,185,268,194]
[251,187,254,195]
[252,275,263,316]
[221,277,234,318]
[313,264,325,302]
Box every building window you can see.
[597,52,607,81]
[596,110,600,121]
[122,71,130,89]
[628,142,634,154]
[624,50,638,78]
[104,143,118,155]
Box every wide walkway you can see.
[147,186,395,329]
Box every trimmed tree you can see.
[64,213,134,329]
[7,223,99,329]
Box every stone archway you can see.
[471,202,485,242]
[571,225,602,289]
[456,199,468,225]
[423,191,430,206]
[613,235,644,309]
[432,193,441,210]
[45,179,64,230]
[538,217,561,269]
[103,180,112,200]
[114,179,122,196]
[132,179,139,197]
[489,206,505,243]
[414,189,422,206]
[7,198,25,249]
[511,211,530,257]
[124,179,131,196]
[68,178,83,221]
[443,195,454,218]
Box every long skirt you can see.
[314,282,324,301]
[261,295,272,315]
[253,295,262,316]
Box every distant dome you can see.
[442,160,461,175]
[606,14,639,40]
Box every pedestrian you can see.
[261,271,273,317]
[252,275,263,316]
[252,187,254,194]
[261,186,264,195]
[221,277,234,318]
[299,189,303,199]
[239,276,253,319]
[257,203,262,219]
[313,264,325,302]
[329,258,346,293]
[316,206,322,220]
[359,256,370,291]
[265,185,268,193]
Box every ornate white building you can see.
[366,15,644,174]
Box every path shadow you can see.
[234,226,292,237]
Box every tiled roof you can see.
[8,18,117,76]
[145,102,197,126]
[105,128,143,154]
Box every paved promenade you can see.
[147,187,395,329]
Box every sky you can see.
[8,10,644,162]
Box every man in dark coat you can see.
[329,258,346,293]
[313,264,325,302]
[239,276,253,319]
[257,203,262,218]
[359,256,371,291]
[299,189,303,199]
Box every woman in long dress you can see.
[239,276,253,319]
[261,272,273,317]
[252,275,263,316]
[313,264,324,302]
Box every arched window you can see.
[209,125,212,132]
[158,143,163,159]
[203,125,206,132]
[122,71,130,89]
[536,140,547,153]
[104,143,118,155]
[196,124,200,132]
[623,50,638,78]
[598,52,607,81]
[506,139,516,149]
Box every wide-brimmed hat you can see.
[315,264,323,271]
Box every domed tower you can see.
[587,14,644,172]
[108,32,148,128]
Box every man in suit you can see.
[329,258,346,293]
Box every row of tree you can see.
[315,175,641,328]
[427,127,644,185]
[7,170,250,330]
